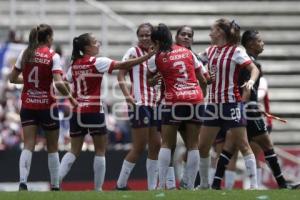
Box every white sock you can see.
[209,167,216,185]
[181,163,188,185]
[158,148,171,189]
[199,156,210,187]
[48,152,60,188]
[19,149,32,183]
[186,150,200,189]
[117,160,135,188]
[225,170,236,189]
[59,152,76,184]
[257,167,263,189]
[166,166,176,189]
[94,156,106,191]
[244,154,258,189]
[146,158,158,190]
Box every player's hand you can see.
[209,72,216,83]
[148,73,162,86]
[69,97,79,107]
[241,79,255,90]
[148,42,159,56]
[126,96,136,106]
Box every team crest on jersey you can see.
[143,116,149,125]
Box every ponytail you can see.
[216,18,241,45]
[21,26,39,68]
[21,24,53,69]
[71,33,91,61]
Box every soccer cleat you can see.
[287,183,300,189]
[278,183,288,189]
[115,186,131,191]
[211,185,221,190]
[19,183,28,191]
[51,187,60,191]
[179,180,188,190]
[197,183,211,190]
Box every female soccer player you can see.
[9,24,77,191]
[197,18,260,189]
[58,33,156,191]
[240,29,288,188]
[116,23,161,190]
[148,23,207,190]
[171,25,209,189]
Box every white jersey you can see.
[122,46,160,106]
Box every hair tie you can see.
[230,20,240,30]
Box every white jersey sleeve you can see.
[147,55,157,73]
[192,51,207,75]
[95,57,116,74]
[122,47,137,61]
[65,67,73,83]
[14,50,25,70]
[198,49,209,65]
[232,46,252,66]
[192,51,201,69]
[258,77,268,101]
[52,53,63,73]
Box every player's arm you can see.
[9,68,23,84]
[53,73,78,107]
[114,45,157,71]
[195,68,207,97]
[147,72,161,87]
[117,69,135,105]
[241,62,259,90]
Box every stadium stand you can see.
[0,0,299,144]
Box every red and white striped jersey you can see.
[148,45,204,104]
[66,55,116,113]
[200,45,252,103]
[122,46,160,106]
[14,46,63,109]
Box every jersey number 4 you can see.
[28,66,39,88]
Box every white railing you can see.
[83,0,136,56]
[8,0,136,56]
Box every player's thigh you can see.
[22,125,38,151]
[161,125,178,149]
[185,123,200,150]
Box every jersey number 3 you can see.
[28,66,39,88]
[173,61,188,82]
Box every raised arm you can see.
[114,46,157,71]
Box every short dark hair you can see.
[241,30,259,47]
[151,23,173,52]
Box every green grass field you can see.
[1,190,300,200]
